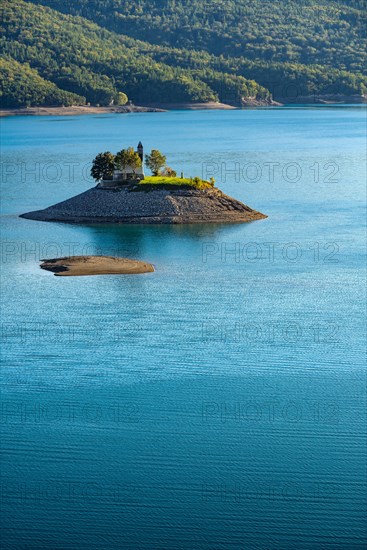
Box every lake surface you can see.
[1,107,366,549]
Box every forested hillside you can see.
[0,0,270,107]
[1,0,366,108]
[27,0,367,71]
[0,57,85,107]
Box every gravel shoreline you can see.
[21,186,267,225]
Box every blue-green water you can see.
[1,107,366,549]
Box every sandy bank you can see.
[40,256,155,276]
[2,96,363,117]
[1,101,243,116]
[0,105,166,117]
[140,102,238,110]
[0,99,282,118]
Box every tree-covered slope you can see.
[146,44,367,100]
[0,57,85,107]
[27,0,367,72]
[0,0,271,107]
[1,0,365,108]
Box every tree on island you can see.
[115,147,142,177]
[145,149,167,176]
[91,152,116,181]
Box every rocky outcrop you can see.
[21,186,267,224]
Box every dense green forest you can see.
[27,0,367,71]
[0,0,271,106]
[0,0,366,108]
[0,57,85,107]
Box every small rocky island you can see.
[21,143,266,224]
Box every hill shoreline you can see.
[0,101,252,117]
[2,95,365,117]
[0,104,166,117]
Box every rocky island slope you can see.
[21,185,266,225]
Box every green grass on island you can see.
[135,176,214,190]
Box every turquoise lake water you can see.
[1,107,366,549]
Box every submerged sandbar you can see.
[40,256,155,276]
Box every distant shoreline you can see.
[0,104,166,117]
[276,94,366,105]
[1,96,365,117]
[139,102,238,110]
[0,102,237,117]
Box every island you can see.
[40,256,155,276]
[21,143,267,225]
